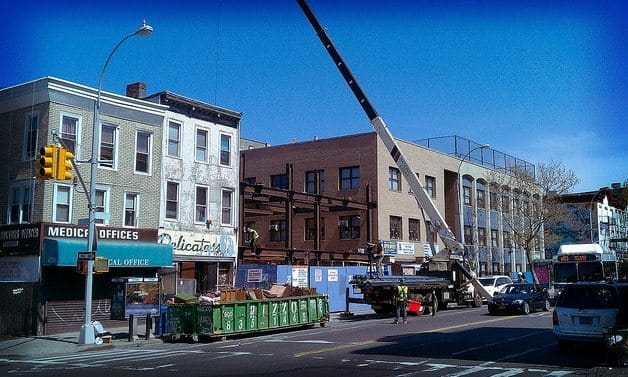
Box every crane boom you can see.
[297,0,463,259]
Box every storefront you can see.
[5,223,174,335]
[158,230,237,295]
[0,224,41,337]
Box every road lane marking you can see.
[293,340,376,357]
[265,339,333,344]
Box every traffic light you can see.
[55,147,74,180]
[37,145,57,180]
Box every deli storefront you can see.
[0,223,173,336]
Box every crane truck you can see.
[297,0,492,314]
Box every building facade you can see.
[241,133,541,277]
[142,88,242,295]
[0,77,173,335]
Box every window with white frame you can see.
[135,131,151,174]
[94,188,109,225]
[8,181,32,224]
[464,226,473,245]
[478,228,486,246]
[60,113,80,154]
[53,184,73,223]
[99,124,117,168]
[195,186,208,222]
[196,128,208,162]
[389,167,401,192]
[23,111,39,161]
[491,229,499,248]
[124,192,139,227]
[166,181,179,220]
[220,134,231,166]
[167,121,181,157]
[425,176,436,198]
[221,189,233,225]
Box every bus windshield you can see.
[554,261,604,283]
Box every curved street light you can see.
[456,144,490,273]
[80,21,153,345]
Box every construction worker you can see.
[247,228,260,255]
[394,278,408,324]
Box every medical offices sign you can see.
[43,223,157,242]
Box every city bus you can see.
[552,243,618,300]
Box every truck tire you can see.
[472,293,482,308]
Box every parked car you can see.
[477,275,513,302]
[488,283,550,315]
[553,282,628,351]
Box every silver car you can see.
[553,282,628,351]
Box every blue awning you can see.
[42,238,173,267]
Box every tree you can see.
[487,160,579,284]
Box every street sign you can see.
[78,251,96,261]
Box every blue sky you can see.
[2,0,626,192]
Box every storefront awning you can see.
[42,238,173,267]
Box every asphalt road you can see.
[0,307,614,376]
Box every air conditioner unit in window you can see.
[338,219,349,227]
[270,224,279,231]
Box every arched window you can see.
[462,175,473,206]
[501,186,510,214]
[476,180,487,208]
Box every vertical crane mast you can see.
[296,0,464,259]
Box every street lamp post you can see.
[456,144,490,273]
[79,21,153,345]
[589,187,609,243]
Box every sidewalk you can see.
[0,326,162,358]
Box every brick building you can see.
[240,133,541,277]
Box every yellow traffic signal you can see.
[55,147,74,180]
[38,145,57,180]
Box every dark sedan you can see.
[488,283,551,315]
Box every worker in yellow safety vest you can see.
[394,279,408,324]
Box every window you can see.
[221,189,233,225]
[94,188,109,225]
[195,186,208,222]
[99,124,117,168]
[464,226,473,245]
[60,113,79,154]
[463,186,472,206]
[489,185,498,211]
[426,221,437,243]
[135,131,151,174]
[477,181,486,208]
[9,181,32,224]
[491,229,499,248]
[502,189,510,214]
[270,220,287,242]
[503,231,511,248]
[478,228,486,246]
[305,218,325,241]
[166,181,179,220]
[305,170,325,193]
[271,174,288,189]
[390,216,402,239]
[409,218,420,241]
[167,121,181,157]
[53,184,72,223]
[389,167,401,192]
[220,134,231,165]
[243,221,256,243]
[23,111,39,160]
[124,192,139,227]
[425,176,436,198]
[339,215,360,239]
[339,166,360,190]
[196,128,208,162]
[244,177,257,185]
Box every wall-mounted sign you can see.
[158,230,236,258]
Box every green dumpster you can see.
[165,294,329,342]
